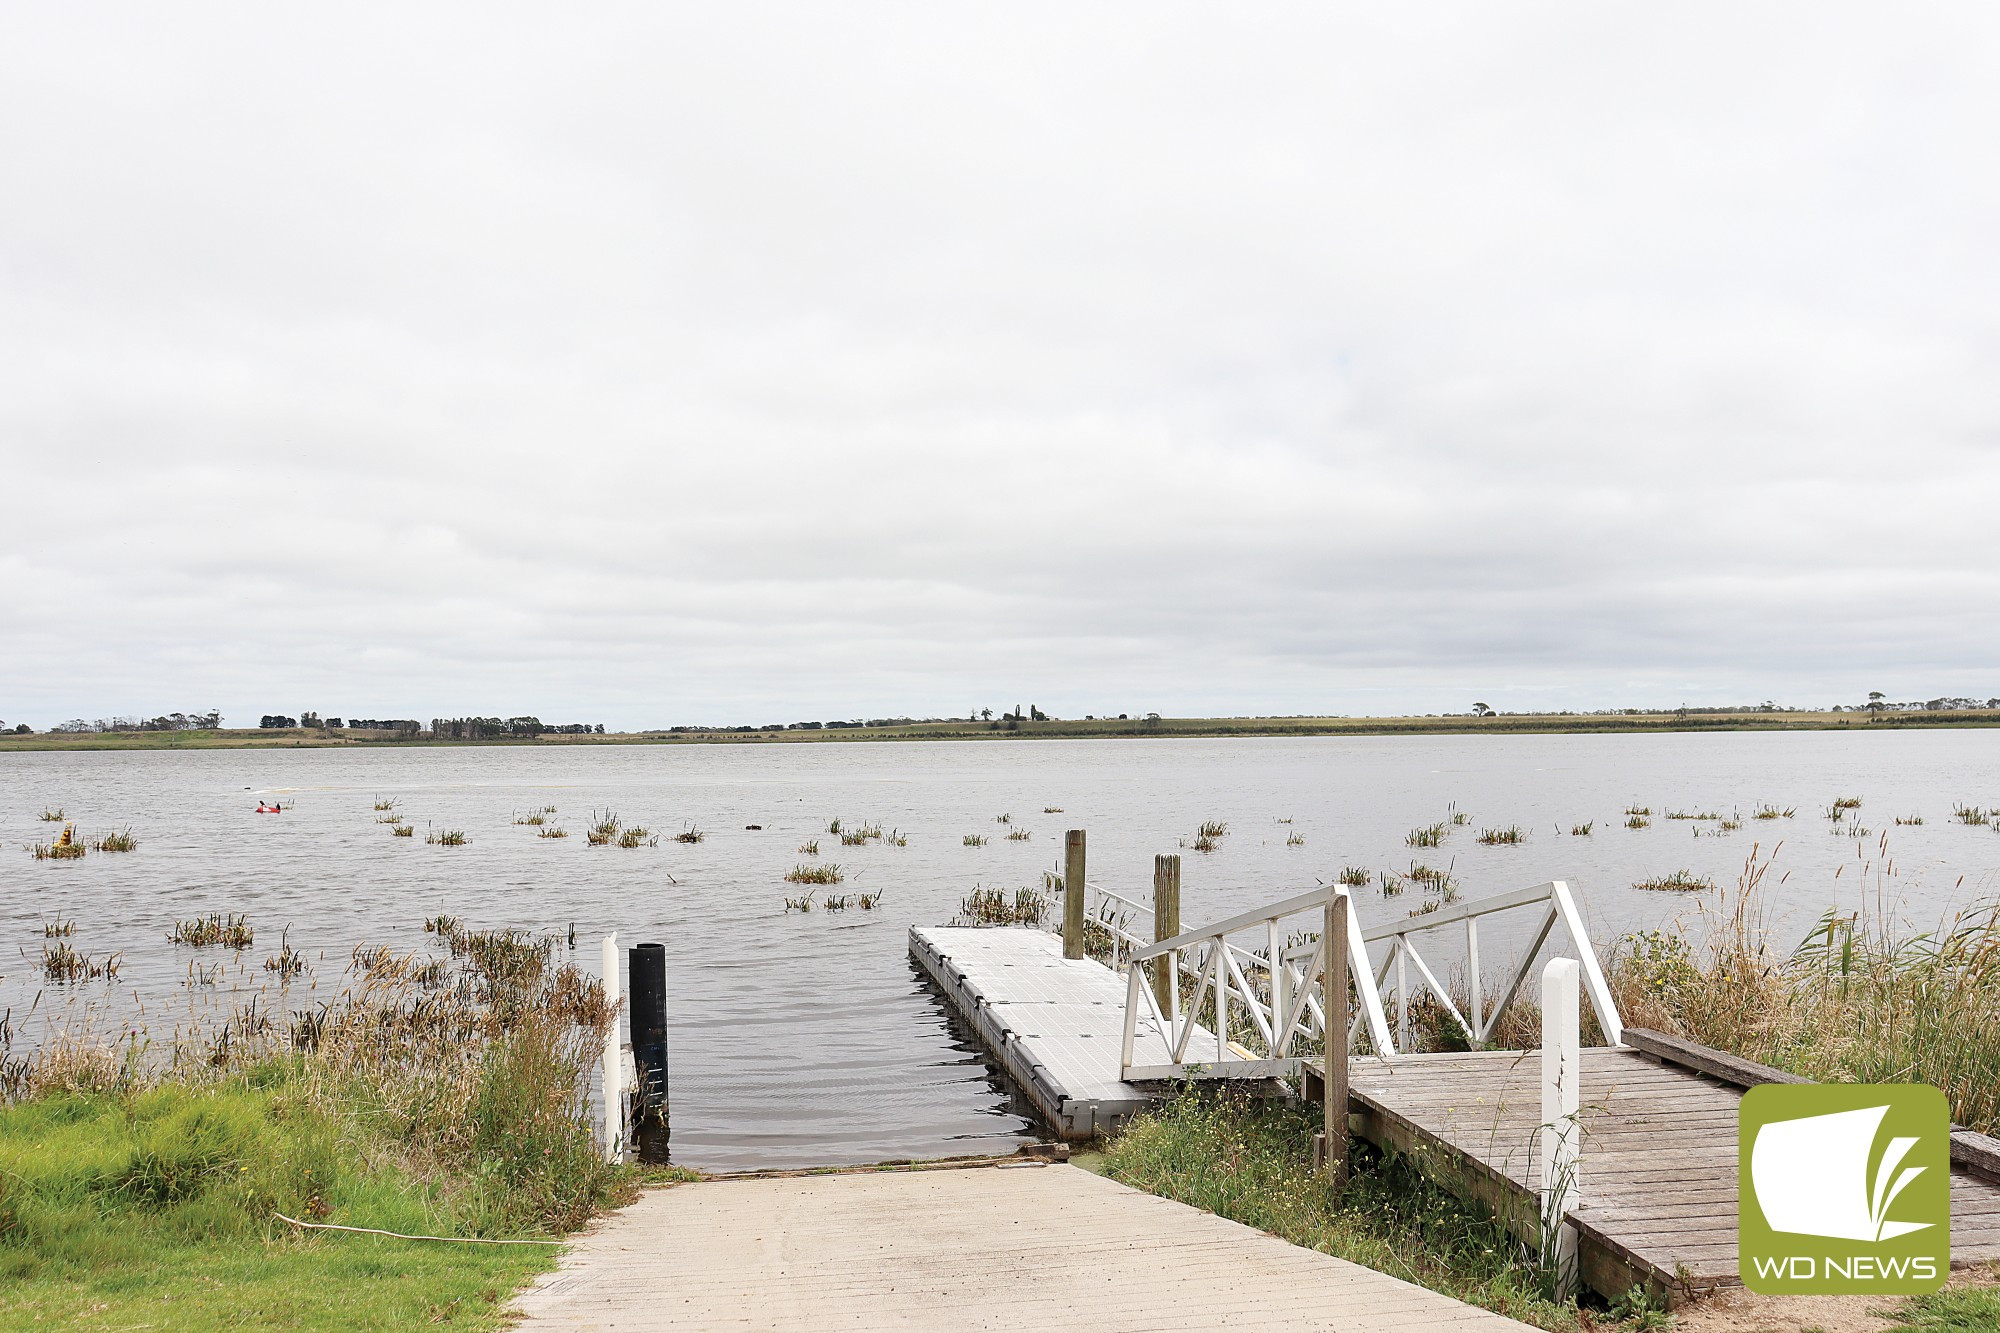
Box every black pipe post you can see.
[628,942,670,1162]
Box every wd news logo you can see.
[1739,1084,1950,1294]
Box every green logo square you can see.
[1739,1083,1950,1294]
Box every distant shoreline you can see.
[3,709,1996,751]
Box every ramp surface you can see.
[512,1164,1541,1331]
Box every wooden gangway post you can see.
[1323,890,1349,1187]
[1063,830,1087,959]
[1151,854,1180,1015]
[600,932,622,1163]
[1540,957,1582,1299]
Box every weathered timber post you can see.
[1541,957,1583,1298]
[1323,889,1350,1187]
[1063,830,1087,959]
[1151,854,1181,1016]
[600,932,623,1163]
[630,942,671,1163]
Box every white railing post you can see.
[1540,957,1582,1298]
[601,932,623,1163]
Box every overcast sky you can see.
[3,5,1995,728]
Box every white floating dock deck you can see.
[909,924,1211,1138]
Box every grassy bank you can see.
[4,708,1996,751]
[1610,845,2000,1134]
[1102,1091,1656,1331]
[0,921,626,1330]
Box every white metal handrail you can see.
[1081,879,1153,970]
[1119,886,1394,1081]
[1365,879,1622,1053]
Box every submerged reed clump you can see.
[390,823,415,837]
[38,807,67,822]
[1623,804,1652,818]
[822,894,853,911]
[40,941,122,983]
[783,889,817,912]
[1632,869,1715,893]
[797,839,820,855]
[1285,831,1305,847]
[538,825,568,838]
[963,833,987,847]
[1337,866,1370,887]
[1625,814,1651,829]
[958,885,1048,927]
[1832,795,1863,811]
[674,825,705,844]
[1196,820,1228,839]
[42,917,75,937]
[1753,803,1796,820]
[1406,863,1458,898]
[1042,806,1064,814]
[1006,828,1031,841]
[1191,833,1219,852]
[995,813,1012,825]
[1405,822,1445,849]
[616,826,659,848]
[1954,805,1991,826]
[1475,825,1524,846]
[1570,821,1594,836]
[373,796,400,812]
[1377,871,1405,898]
[785,862,844,885]
[586,810,622,845]
[31,839,87,861]
[856,891,884,910]
[89,827,139,853]
[168,913,254,949]
[1894,814,1925,826]
[376,813,407,825]
[425,828,469,846]
[264,933,309,980]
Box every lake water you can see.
[4,731,1998,1170]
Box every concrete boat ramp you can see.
[512,1162,1538,1331]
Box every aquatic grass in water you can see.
[1570,821,1594,836]
[586,810,621,845]
[425,828,469,846]
[89,827,139,852]
[390,823,415,837]
[168,913,254,949]
[1285,831,1305,847]
[1006,828,1031,841]
[785,862,844,885]
[1832,795,1863,810]
[538,825,568,838]
[1753,803,1797,820]
[1953,804,1991,826]
[38,807,67,822]
[41,918,75,938]
[797,839,820,855]
[31,840,87,861]
[1191,833,1219,852]
[1336,866,1369,887]
[963,833,987,847]
[957,885,1048,927]
[376,813,407,825]
[856,891,884,910]
[1196,820,1228,839]
[1624,814,1650,829]
[1042,806,1063,814]
[617,826,659,848]
[41,942,122,983]
[1405,822,1445,849]
[674,825,705,844]
[1622,804,1652,817]
[1475,825,1524,846]
[1632,870,1714,893]
[783,890,817,912]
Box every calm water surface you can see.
[5,732,1998,1170]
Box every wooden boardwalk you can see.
[511,1163,1542,1331]
[1341,1046,2000,1304]
[909,925,1222,1138]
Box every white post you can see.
[1540,957,1582,1298]
[601,932,623,1163]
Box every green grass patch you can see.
[0,1074,558,1330]
[1884,1286,2000,1331]
[1102,1091,1602,1330]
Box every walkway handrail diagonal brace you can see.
[1119,886,1391,1082]
[1362,879,1622,1054]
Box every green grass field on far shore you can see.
[2,707,1994,752]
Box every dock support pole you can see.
[1322,890,1350,1187]
[1151,854,1180,1016]
[629,942,671,1163]
[1540,957,1582,1299]
[1063,830,1087,959]
[600,932,622,1163]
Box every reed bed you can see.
[1610,841,2000,1134]
[38,807,68,821]
[41,918,75,938]
[958,885,1049,927]
[1954,804,1991,826]
[390,823,415,837]
[1336,866,1369,888]
[797,839,820,855]
[168,913,254,949]
[425,828,469,846]
[1043,806,1064,814]
[1405,822,1445,849]
[87,827,139,852]
[963,833,987,847]
[30,840,87,860]
[783,890,818,912]
[1191,833,1220,852]
[1631,869,1714,893]
[856,891,884,910]
[674,825,705,844]
[376,813,407,824]
[1753,803,1796,820]
[1285,831,1305,847]
[586,810,622,845]
[1006,828,1031,841]
[994,813,1011,825]
[40,942,122,983]
[1622,804,1651,817]
[1196,820,1228,839]
[616,827,659,848]
[784,862,843,885]
[1624,814,1650,829]
[538,825,568,838]
[372,795,399,811]
[1569,821,1594,836]
[1475,825,1524,846]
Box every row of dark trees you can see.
[429,717,602,739]
[51,711,223,733]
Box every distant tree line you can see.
[428,717,601,739]
[51,711,222,733]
